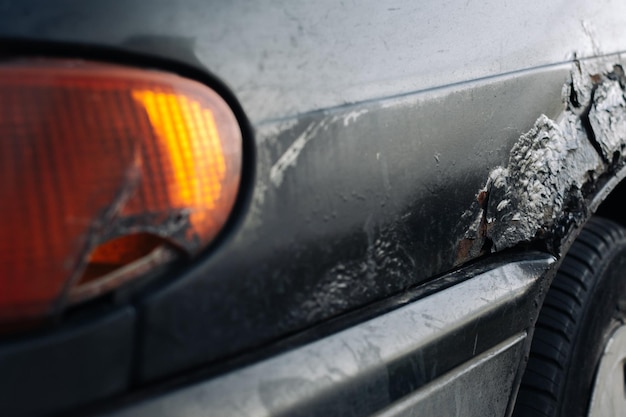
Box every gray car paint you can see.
[107,256,551,417]
[137,66,567,380]
[3,0,626,414]
[3,1,625,124]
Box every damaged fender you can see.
[458,61,626,262]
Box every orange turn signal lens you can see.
[0,59,242,324]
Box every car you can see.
[2,1,626,416]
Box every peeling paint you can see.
[588,65,626,162]
[457,60,626,263]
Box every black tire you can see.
[513,216,626,417]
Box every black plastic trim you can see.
[0,307,135,417]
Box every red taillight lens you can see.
[0,60,242,324]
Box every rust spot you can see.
[590,73,603,84]
[455,193,495,266]
[455,238,476,265]
[477,190,488,209]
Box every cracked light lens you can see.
[0,60,242,325]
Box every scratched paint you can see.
[268,109,369,187]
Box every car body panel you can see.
[2,0,625,123]
[373,335,526,417]
[2,0,626,415]
[137,65,568,380]
[106,256,551,417]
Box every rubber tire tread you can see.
[513,217,626,417]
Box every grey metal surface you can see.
[3,0,626,394]
[107,255,553,417]
[3,1,626,124]
[137,64,568,381]
[373,334,526,417]
[587,325,626,417]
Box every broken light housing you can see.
[0,59,242,325]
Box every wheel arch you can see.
[593,172,626,228]
[480,56,626,416]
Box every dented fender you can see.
[5,1,626,399]
[458,60,626,263]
